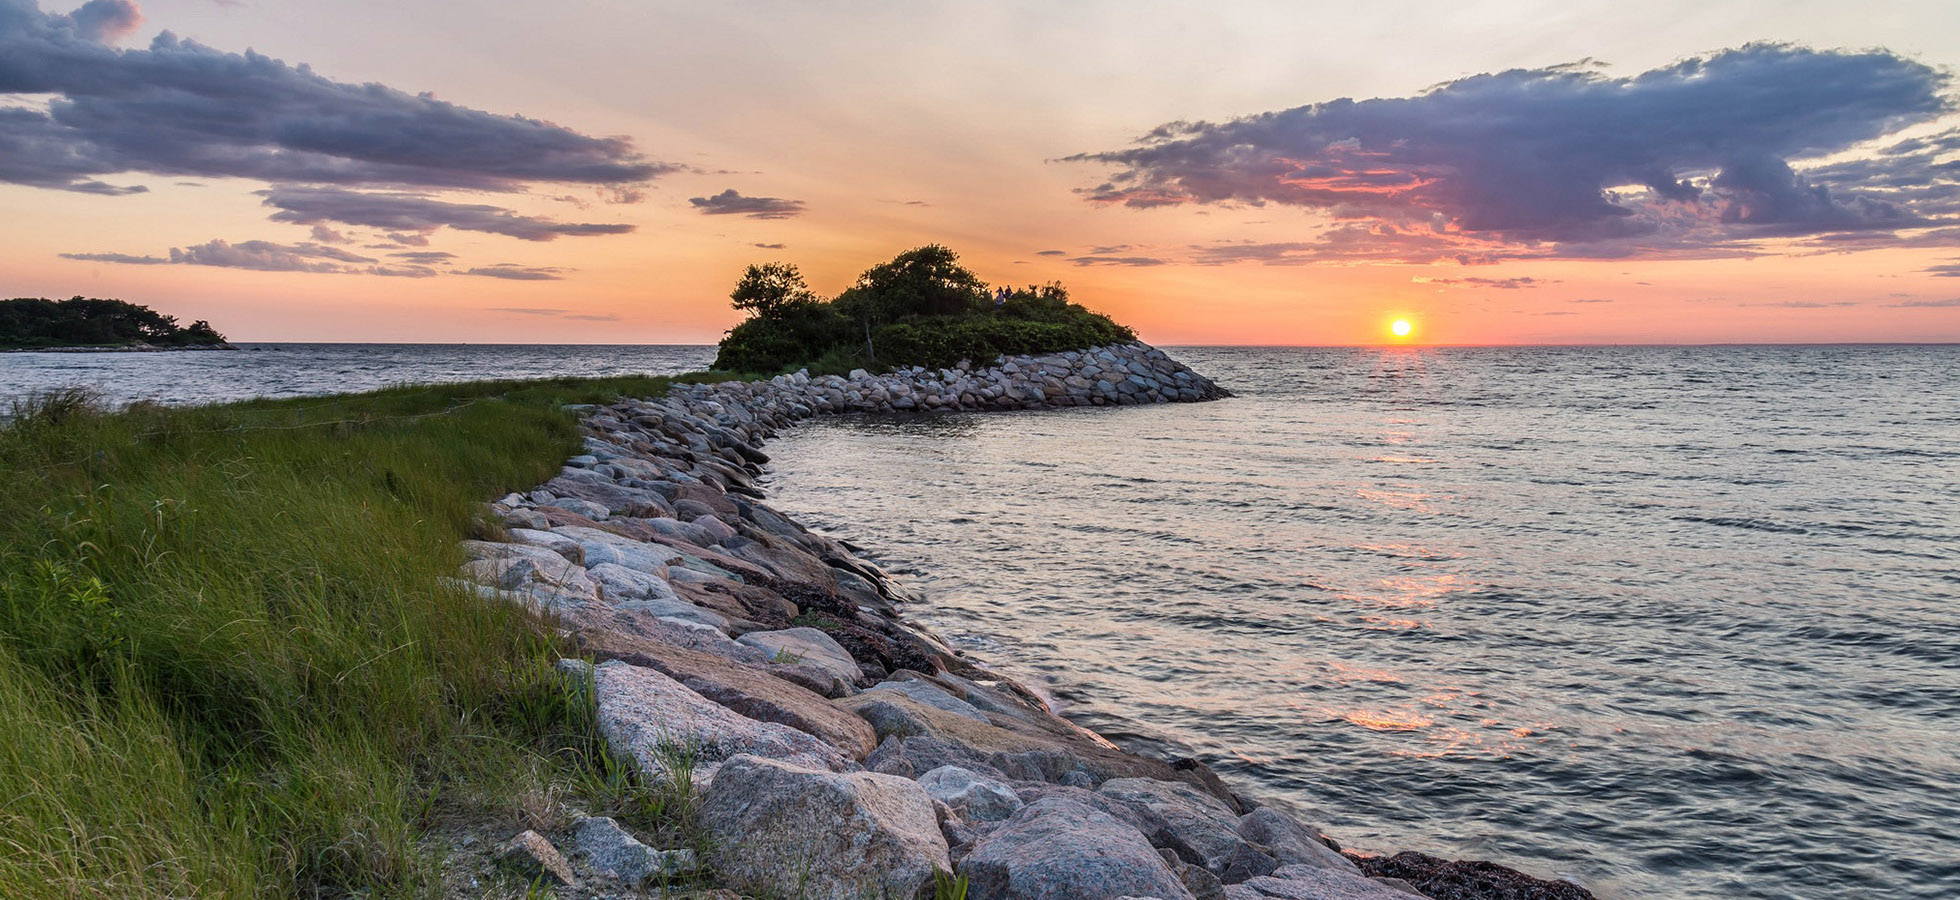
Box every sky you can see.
[3,0,1959,345]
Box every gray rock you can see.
[918,764,1024,822]
[866,677,990,721]
[555,525,681,574]
[506,527,586,565]
[495,830,574,886]
[959,797,1196,900]
[591,661,848,784]
[457,553,598,608]
[736,627,861,683]
[701,754,950,900]
[539,496,610,519]
[1224,865,1418,900]
[571,816,693,883]
[1236,808,1358,874]
[585,562,680,604]
[1099,777,1244,874]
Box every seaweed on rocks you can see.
[1348,850,1599,900]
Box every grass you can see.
[0,374,724,899]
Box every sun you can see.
[1390,318,1414,339]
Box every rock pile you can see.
[684,340,1230,415]
[453,342,1594,900]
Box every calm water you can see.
[6,344,1955,899]
[756,347,1960,900]
[0,343,716,408]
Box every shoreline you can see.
[460,341,1597,900]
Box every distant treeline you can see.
[712,244,1135,374]
[0,297,228,349]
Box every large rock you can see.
[553,525,682,574]
[577,630,877,758]
[457,543,598,608]
[839,692,1191,788]
[1225,864,1424,900]
[918,765,1024,823]
[1099,778,1245,874]
[701,754,950,900]
[959,797,1196,900]
[1238,808,1358,874]
[591,660,849,783]
[736,627,863,684]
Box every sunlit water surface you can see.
[756,346,1960,900]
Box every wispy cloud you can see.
[1068,255,1169,267]
[1072,44,1956,263]
[261,185,635,242]
[688,189,806,219]
[1888,296,1960,307]
[1413,276,1551,289]
[489,306,618,320]
[466,264,569,281]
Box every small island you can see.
[714,244,1134,373]
[1,296,230,351]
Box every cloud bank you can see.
[9,0,661,277]
[0,0,668,193]
[1071,44,1958,263]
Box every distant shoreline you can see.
[2,343,238,354]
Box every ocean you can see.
[5,343,1955,899]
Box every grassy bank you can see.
[0,375,713,899]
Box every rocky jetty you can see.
[454,341,1593,900]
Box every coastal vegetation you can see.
[0,376,723,899]
[711,245,1135,374]
[0,297,228,350]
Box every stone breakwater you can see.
[455,342,1593,900]
[742,340,1230,413]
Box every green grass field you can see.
[0,375,714,899]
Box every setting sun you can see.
[1390,318,1414,339]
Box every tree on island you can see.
[0,297,229,349]
[712,245,1133,374]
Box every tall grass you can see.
[0,375,684,899]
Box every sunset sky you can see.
[4,0,1959,344]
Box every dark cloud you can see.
[308,224,348,244]
[1746,299,1859,308]
[1889,296,1960,307]
[1068,255,1169,267]
[384,232,430,247]
[0,0,672,194]
[1035,249,1066,256]
[688,189,806,219]
[1071,44,1956,262]
[261,185,634,242]
[390,250,456,263]
[466,264,567,281]
[752,242,786,249]
[1924,262,1960,277]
